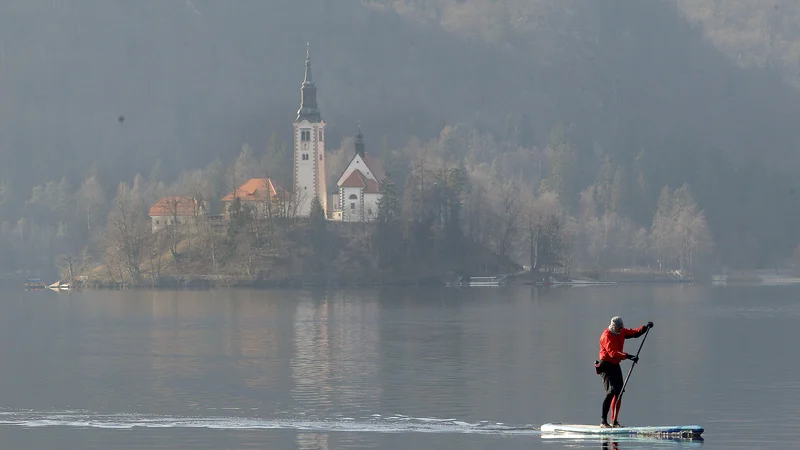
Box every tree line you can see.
[0,122,718,284]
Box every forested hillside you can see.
[2,0,800,278]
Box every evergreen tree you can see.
[375,176,402,267]
[308,196,329,256]
[376,176,401,225]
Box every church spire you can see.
[303,42,313,84]
[296,42,321,122]
[355,125,365,158]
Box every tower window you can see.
[350,202,356,210]
[302,153,309,161]
[319,130,324,141]
[301,130,311,141]
[349,194,358,200]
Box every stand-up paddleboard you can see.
[541,423,703,439]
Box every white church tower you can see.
[293,43,327,217]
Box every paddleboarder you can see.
[596,316,653,428]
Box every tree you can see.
[491,181,522,263]
[375,175,403,267]
[595,154,615,213]
[610,166,627,215]
[226,197,252,255]
[309,195,327,249]
[231,144,260,183]
[402,149,436,257]
[163,196,188,259]
[107,182,147,283]
[462,181,491,248]
[204,157,227,214]
[539,214,565,272]
[442,164,468,246]
[524,190,560,272]
[650,184,714,274]
[75,175,106,236]
[262,133,292,188]
[545,125,578,206]
[377,176,402,225]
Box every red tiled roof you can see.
[220,178,286,202]
[365,179,380,194]
[340,170,368,188]
[340,170,381,194]
[149,196,201,217]
[363,153,387,181]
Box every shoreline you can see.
[18,268,800,291]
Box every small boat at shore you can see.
[546,276,618,287]
[47,280,71,291]
[445,275,508,287]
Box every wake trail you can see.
[0,410,540,435]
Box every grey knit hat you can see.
[610,316,624,328]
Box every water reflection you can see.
[296,432,329,450]
[290,290,382,416]
[4,286,800,449]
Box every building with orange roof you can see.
[220,178,289,219]
[332,127,385,222]
[148,196,206,233]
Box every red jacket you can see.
[598,326,647,364]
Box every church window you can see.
[301,130,311,141]
[349,194,358,200]
[350,202,356,210]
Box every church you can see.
[292,44,385,222]
[150,44,383,230]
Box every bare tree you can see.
[147,231,166,286]
[107,182,147,283]
[491,181,522,262]
[523,189,561,272]
[163,197,184,259]
[75,175,106,236]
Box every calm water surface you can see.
[0,285,798,449]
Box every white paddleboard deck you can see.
[541,423,704,438]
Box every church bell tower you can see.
[293,42,327,217]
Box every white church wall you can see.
[341,187,363,222]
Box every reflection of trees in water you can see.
[296,432,329,450]
[290,290,382,413]
[86,289,300,411]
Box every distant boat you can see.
[466,276,506,287]
[446,275,508,287]
[547,276,618,287]
[47,280,71,291]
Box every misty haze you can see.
[2,1,800,449]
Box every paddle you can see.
[618,326,651,403]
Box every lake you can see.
[0,284,798,449]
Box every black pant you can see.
[598,361,623,421]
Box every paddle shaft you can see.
[617,326,650,403]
